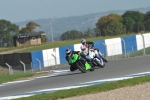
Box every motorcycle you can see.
[88,49,105,68]
[87,44,108,68]
[68,53,94,73]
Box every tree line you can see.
[0,20,46,47]
[1,10,150,46]
[60,10,150,40]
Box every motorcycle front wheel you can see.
[76,61,86,73]
[94,59,105,68]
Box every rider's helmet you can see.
[81,38,86,45]
[65,48,72,56]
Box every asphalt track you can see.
[0,55,150,98]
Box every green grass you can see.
[0,46,23,52]
[0,73,35,84]
[13,75,150,100]
[128,47,150,57]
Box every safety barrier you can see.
[0,33,150,74]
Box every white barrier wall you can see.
[42,48,60,67]
[136,33,150,50]
[136,34,144,50]
[105,38,122,56]
[74,43,82,51]
[144,33,150,48]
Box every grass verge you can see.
[13,75,150,100]
[0,73,35,84]
[0,71,50,84]
[128,47,150,57]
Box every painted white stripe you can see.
[0,94,34,100]
[50,69,70,73]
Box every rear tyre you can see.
[76,61,86,73]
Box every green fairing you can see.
[68,54,91,70]
[85,62,91,70]
[68,54,78,64]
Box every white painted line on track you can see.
[50,69,70,73]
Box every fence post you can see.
[51,54,57,68]
[31,62,33,73]
[5,63,13,75]
[102,42,108,60]
[36,58,41,71]
[20,61,26,73]
[121,38,127,58]
[139,33,146,55]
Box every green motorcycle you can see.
[68,53,94,73]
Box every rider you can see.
[65,48,83,71]
[80,38,102,61]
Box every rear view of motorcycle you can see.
[88,50,105,68]
[88,44,108,68]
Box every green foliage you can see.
[60,30,83,40]
[19,27,29,34]
[84,27,94,37]
[26,21,40,32]
[106,20,125,36]
[19,21,40,34]
[122,17,134,33]
[96,13,125,36]
[41,35,47,43]
[0,19,19,47]
[122,11,144,22]
[144,11,150,31]
[122,11,144,33]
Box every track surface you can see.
[0,55,150,97]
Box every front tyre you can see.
[94,59,105,68]
[76,61,86,73]
[99,54,108,63]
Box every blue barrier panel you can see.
[31,50,44,69]
[121,36,137,54]
[94,40,106,56]
[59,45,74,64]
